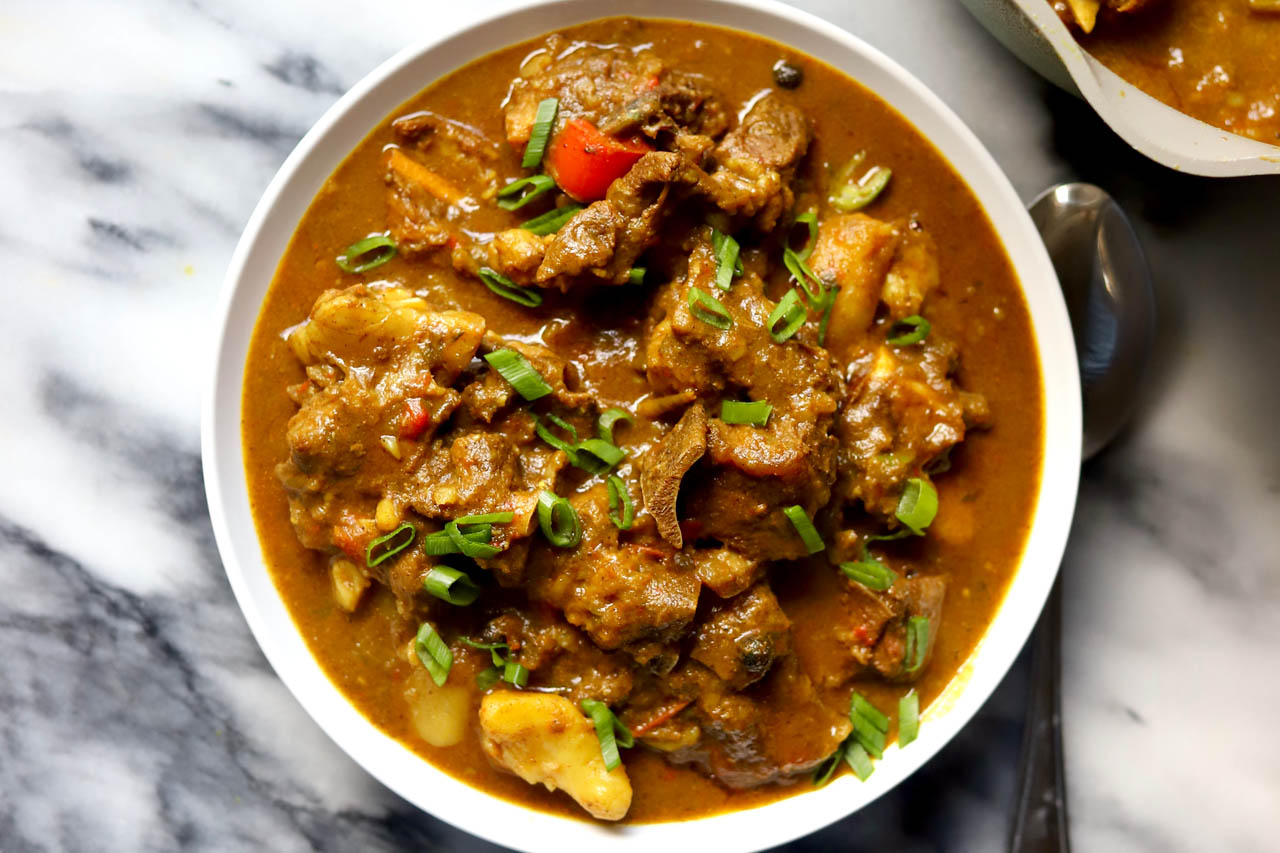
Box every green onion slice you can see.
[422,565,481,606]
[460,638,510,668]
[503,661,530,688]
[520,202,583,236]
[710,228,742,291]
[688,287,733,330]
[606,475,635,530]
[484,349,552,401]
[535,413,579,458]
[496,174,555,210]
[816,286,839,347]
[336,234,397,274]
[476,666,501,690]
[851,692,890,733]
[423,525,490,556]
[537,490,582,548]
[832,165,892,212]
[898,690,920,747]
[844,741,875,781]
[597,408,634,444]
[895,477,939,535]
[365,522,415,567]
[904,616,931,674]
[721,400,772,427]
[454,512,515,525]
[581,699,633,771]
[791,211,818,261]
[414,622,452,687]
[782,248,823,306]
[628,267,646,285]
[768,289,807,343]
[575,438,626,473]
[444,520,502,560]
[521,98,559,169]
[783,505,825,555]
[887,314,931,346]
[839,559,897,591]
[478,267,543,308]
[811,742,846,787]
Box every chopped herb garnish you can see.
[898,690,920,747]
[688,287,733,330]
[844,741,875,781]
[721,400,772,427]
[904,616,931,674]
[537,490,582,549]
[414,622,452,687]
[887,314,931,346]
[768,289,807,343]
[710,228,742,291]
[422,565,481,606]
[336,234,397,274]
[895,477,938,535]
[581,699,633,771]
[783,505,825,555]
[365,522,415,568]
[496,174,556,210]
[521,98,559,168]
[478,267,543,308]
[791,211,818,261]
[830,150,892,212]
[597,408,634,445]
[484,349,552,401]
[628,267,646,285]
[575,438,626,473]
[606,475,635,530]
[520,202,582,235]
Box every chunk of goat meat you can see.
[485,228,550,286]
[536,151,696,286]
[640,403,708,548]
[596,71,730,140]
[392,110,502,162]
[384,147,464,256]
[871,575,947,681]
[882,221,940,321]
[690,584,791,689]
[716,93,810,171]
[680,546,764,598]
[479,610,634,705]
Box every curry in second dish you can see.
[242,17,1044,822]
[1054,0,1280,143]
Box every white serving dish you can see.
[959,0,1280,177]
[201,0,1082,849]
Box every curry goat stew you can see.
[242,17,1044,822]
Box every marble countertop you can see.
[2,0,1277,850]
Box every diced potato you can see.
[375,497,402,531]
[404,668,471,747]
[330,558,370,612]
[882,226,939,320]
[478,692,633,821]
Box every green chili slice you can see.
[478,267,543,308]
[414,622,452,687]
[895,477,939,535]
[783,505,825,555]
[597,408,634,444]
[898,690,920,747]
[887,314,931,346]
[606,475,635,530]
[537,490,582,548]
[422,565,481,606]
[484,349,552,401]
[720,400,772,427]
[496,174,555,210]
[336,234,397,274]
[520,202,583,236]
[711,228,742,291]
[365,522,415,568]
[521,98,559,169]
[688,287,733,330]
[768,289,807,343]
[581,699,633,771]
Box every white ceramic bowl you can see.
[959,0,1280,177]
[201,1,1082,849]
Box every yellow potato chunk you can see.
[404,668,470,748]
[478,692,632,821]
[329,558,369,613]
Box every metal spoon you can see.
[1009,183,1155,852]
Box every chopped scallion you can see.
[461,638,510,668]
[844,741,875,781]
[688,287,733,330]
[575,438,626,473]
[581,699,633,771]
[768,289,807,343]
[484,349,552,401]
[496,174,556,210]
[422,565,481,606]
[336,234,397,274]
[895,477,938,535]
[444,520,502,560]
[904,616,931,674]
[811,742,845,787]
[791,211,818,261]
[414,622,452,687]
[535,413,579,460]
[783,505,825,555]
[454,511,515,525]
[503,661,530,688]
[839,559,898,591]
[537,490,582,548]
[521,98,559,169]
[832,165,892,212]
[887,314,931,346]
[721,400,772,427]
[520,202,582,235]
[365,522,415,568]
[628,267,646,285]
[898,690,920,747]
[478,267,543,308]
[597,408,634,444]
[851,692,890,733]
[606,475,635,530]
[475,666,501,690]
[710,228,741,291]
[423,525,490,556]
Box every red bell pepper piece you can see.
[545,118,651,202]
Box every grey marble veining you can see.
[1,1,1276,850]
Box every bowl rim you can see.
[200,0,1082,849]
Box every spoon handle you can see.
[1009,577,1070,853]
